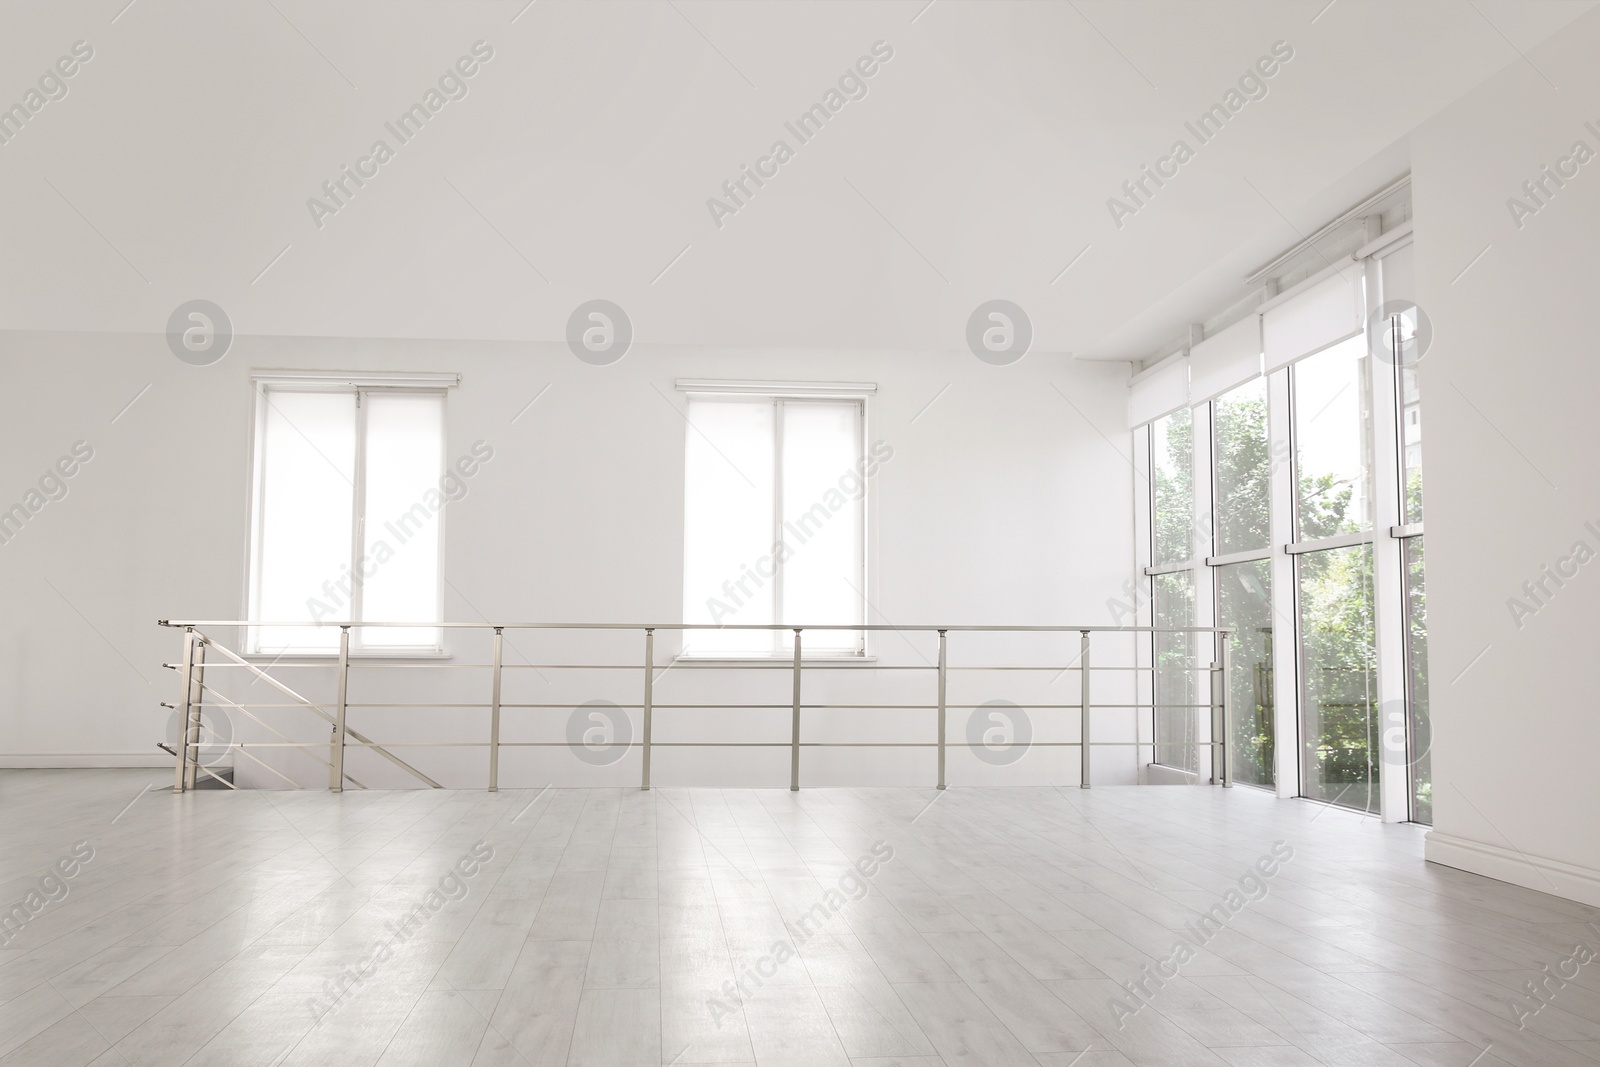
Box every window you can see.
[1293,335,1373,540]
[681,391,870,656]
[1152,571,1197,772]
[1217,558,1274,786]
[1297,543,1377,812]
[1213,379,1271,554]
[1150,408,1195,564]
[248,383,447,654]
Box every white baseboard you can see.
[0,753,171,769]
[1426,830,1600,909]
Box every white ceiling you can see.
[0,0,1591,361]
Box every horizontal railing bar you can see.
[188,701,1209,711]
[175,661,1216,674]
[303,740,1215,749]
[160,620,1231,633]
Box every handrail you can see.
[160,620,1233,795]
[159,620,1229,632]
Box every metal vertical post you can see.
[489,627,503,792]
[790,629,803,791]
[172,628,196,793]
[1079,631,1091,789]
[936,629,948,791]
[1220,629,1234,788]
[330,625,350,792]
[641,628,655,791]
[185,637,207,791]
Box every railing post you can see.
[641,628,654,791]
[1079,630,1091,789]
[330,625,350,792]
[185,636,207,791]
[936,629,948,790]
[172,628,196,793]
[489,627,503,792]
[1220,629,1234,788]
[790,628,802,791]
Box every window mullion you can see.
[772,399,785,657]
[349,388,369,649]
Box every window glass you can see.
[1153,570,1197,772]
[1214,379,1271,553]
[1294,335,1372,540]
[1298,543,1377,813]
[1217,558,1273,787]
[682,398,776,656]
[1152,409,1194,564]
[778,401,863,653]
[1405,536,1430,822]
[253,390,356,653]
[361,392,444,649]
[1401,365,1423,525]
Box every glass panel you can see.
[252,390,357,654]
[779,401,863,653]
[1298,544,1377,812]
[360,392,444,649]
[1217,559,1273,787]
[1214,379,1271,554]
[1294,335,1372,540]
[1153,570,1197,773]
[1405,536,1430,822]
[683,397,776,656]
[1151,408,1194,564]
[1400,364,1423,525]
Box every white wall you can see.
[0,333,1143,788]
[1414,6,1600,904]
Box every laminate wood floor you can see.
[2,770,1597,1067]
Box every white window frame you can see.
[675,379,876,661]
[244,372,458,658]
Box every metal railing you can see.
[157,621,1233,794]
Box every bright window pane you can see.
[1294,336,1372,540]
[683,398,775,655]
[1153,570,1197,772]
[1214,379,1271,554]
[1401,365,1423,525]
[1298,544,1377,812]
[1217,559,1273,786]
[1405,536,1430,822]
[252,390,356,653]
[360,393,443,649]
[1151,409,1194,564]
[779,401,863,653]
